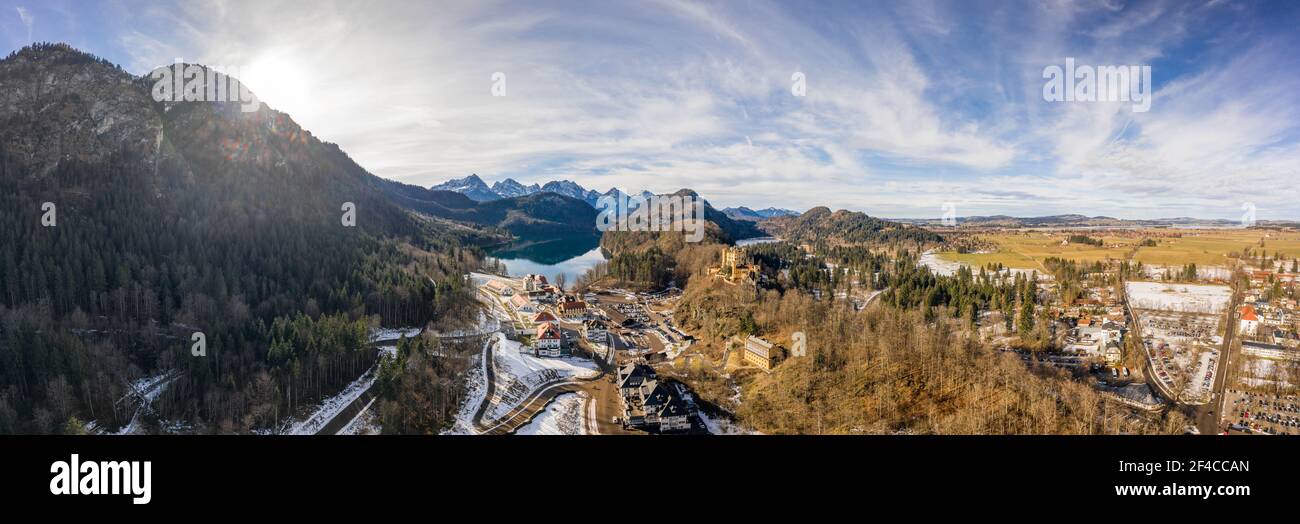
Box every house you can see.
[557,297,589,318]
[617,363,656,398]
[483,279,514,296]
[535,322,563,357]
[523,274,549,293]
[531,311,559,325]
[509,293,535,314]
[637,380,691,432]
[1272,329,1300,348]
[582,319,609,343]
[639,380,674,425]
[603,307,636,328]
[615,365,693,433]
[743,336,781,370]
[1240,304,1260,335]
[1104,341,1122,365]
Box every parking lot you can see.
[1224,389,1300,435]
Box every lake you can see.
[735,236,780,247]
[486,233,607,289]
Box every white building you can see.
[535,322,563,357]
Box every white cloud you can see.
[15,6,32,42]
[101,0,1300,219]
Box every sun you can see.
[238,51,315,118]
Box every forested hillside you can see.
[376,178,598,238]
[673,271,1186,434]
[760,206,942,248]
[0,44,481,433]
[592,189,759,290]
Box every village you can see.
[469,271,719,434]
[926,230,1300,435]
[457,227,1300,436]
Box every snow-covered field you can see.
[1241,358,1297,389]
[919,250,1039,279]
[1125,281,1232,314]
[338,398,381,435]
[919,250,965,277]
[429,310,499,338]
[514,392,588,435]
[283,362,379,435]
[104,371,179,435]
[698,410,755,435]
[482,333,599,423]
[369,327,423,342]
[1142,265,1232,281]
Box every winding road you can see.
[469,335,608,435]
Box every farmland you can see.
[935,229,1300,270]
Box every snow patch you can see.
[514,392,588,435]
[283,361,380,435]
[482,333,598,423]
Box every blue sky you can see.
[3,0,1299,219]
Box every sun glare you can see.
[239,52,314,118]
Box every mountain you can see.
[376,178,597,237]
[599,187,655,207]
[490,178,540,198]
[540,180,600,205]
[763,206,942,246]
[722,206,800,221]
[429,173,499,201]
[430,175,631,207]
[599,188,764,251]
[755,207,800,218]
[0,44,476,433]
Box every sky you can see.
[2,0,1298,220]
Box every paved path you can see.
[468,334,612,435]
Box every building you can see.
[509,293,535,314]
[618,363,656,398]
[523,274,549,293]
[483,279,514,296]
[743,335,781,370]
[616,364,692,433]
[535,322,563,357]
[1104,341,1123,365]
[708,247,758,283]
[1240,304,1260,335]
[557,297,589,318]
[582,319,609,343]
[531,311,559,325]
[603,307,636,328]
[638,381,691,432]
[1243,341,1300,361]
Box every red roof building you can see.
[1241,304,1259,322]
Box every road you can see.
[310,331,424,435]
[1195,305,1240,435]
[467,333,628,435]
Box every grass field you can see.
[938,229,1300,270]
[1132,230,1300,266]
